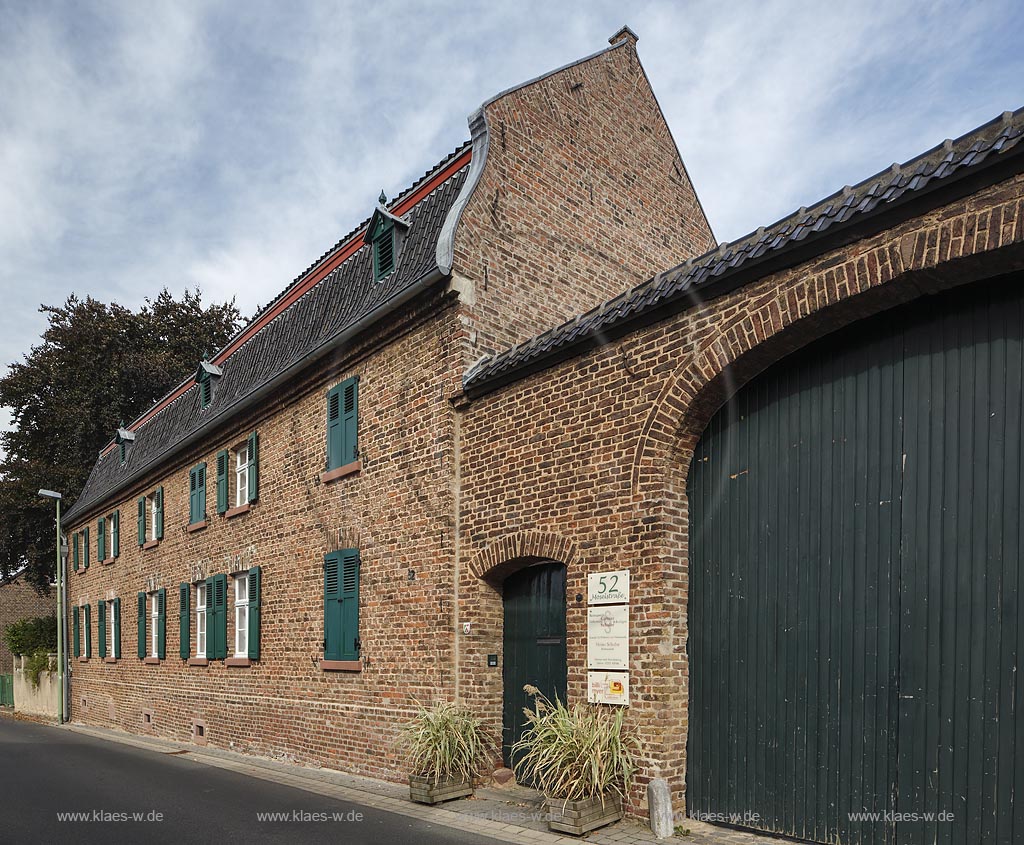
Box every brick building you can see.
[0,571,52,674]
[63,27,711,782]
[63,25,1024,844]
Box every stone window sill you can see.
[186,520,208,533]
[225,503,251,519]
[104,657,117,664]
[320,659,362,672]
[142,539,159,551]
[320,460,361,484]
[225,657,251,668]
[187,658,209,667]
[144,657,160,665]
[78,656,89,663]
[101,557,116,566]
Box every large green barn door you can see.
[502,562,567,771]
[687,274,1024,845]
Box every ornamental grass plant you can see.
[511,685,639,805]
[399,701,493,786]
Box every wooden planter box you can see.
[546,793,623,835]
[409,774,473,805]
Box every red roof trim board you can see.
[101,147,472,456]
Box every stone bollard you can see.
[647,778,674,839]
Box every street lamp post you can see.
[38,489,64,724]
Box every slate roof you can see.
[464,108,1024,395]
[66,146,471,523]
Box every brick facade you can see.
[456,173,1024,815]
[61,28,1024,828]
[0,573,53,674]
[451,31,714,362]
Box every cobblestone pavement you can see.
[57,719,788,845]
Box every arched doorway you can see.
[502,561,568,769]
[687,272,1024,844]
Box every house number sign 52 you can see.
[587,570,629,605]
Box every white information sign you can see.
[588,671,630,706]
[587,605,629,670]
[588,569,630,605]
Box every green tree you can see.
[0,288,241,591]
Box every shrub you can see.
[511,685,639,804]
[24,650,55,688]
[398,701,494,786]
[3,616,57,657]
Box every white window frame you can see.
[150,593,159,658]
[233,573,249,658]
[108,599,115,653]
[148,494,158,542]
[196,583,207,659]
[235,444,249,507]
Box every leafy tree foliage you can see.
[0,289,241,591]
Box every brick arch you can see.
[630,195,1024,497]
[468,530,578,583]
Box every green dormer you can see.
[363,191,409,282]
[196,361,223,409]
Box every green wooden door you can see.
[502,562,568,770]
[688,273,1024,844]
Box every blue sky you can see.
[1,0,1022,443]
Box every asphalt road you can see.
[0,716,504,845]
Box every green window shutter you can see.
[179,583,190,659]
[112,511,120,557]
[97,518,106,561]
[323,553,342,660]
[247,566,261,660]
[247,431,259,503]
[339,549,361,661]
[137,497,145,545]
[216,450,229,514]
[156,588,166,659]
[73,606,80,657]
[113,598,121,659]
[326,385,342,469]
[84,604,91,658]
[215,574,228,659]
[373,224,395,280]
[97,601,107,658]
[155,487,164,539]
[137,592,146,659]
[341,378,359,466]
[189,467,198,522]
[200,374,211,408]
[190,465,207,522]
[73,533,80,571]
[83,527,90,569]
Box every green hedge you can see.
[3,616,57,657]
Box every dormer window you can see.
[195,361,223,410]
[363,192,409,283]
[373,220,395,280]
[115,427,135,463]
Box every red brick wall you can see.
[456,174,1024,816]
[0,575,53,674]
[67,289,464,781]
[451,35,714,362]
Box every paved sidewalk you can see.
[62,721,785,844]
